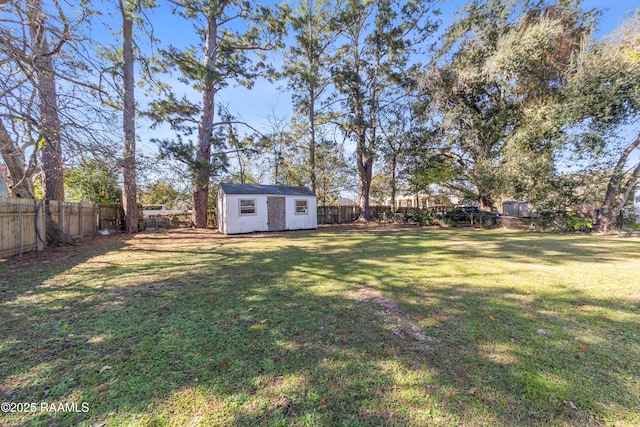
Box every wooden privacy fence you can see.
[98,203,144,232]
[0,198,45,258]
[99,203,124,231]
[49,200,99,239]
[0,197,99,258]
[143,211,216,229]
[316,205,360,224]
[316,206,418,224]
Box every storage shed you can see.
[217,183,317,234]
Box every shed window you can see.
[295,200,308,215]
[239,199,256,215]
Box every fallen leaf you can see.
[536,329,547,336]
[259,319,268,324]
[467,387,477,395]
[569,401,578,410]
[96,384,110,393]
[578,343,588,350]
[219,360,228,372]
[489,316,495,321]
[510,337,516,343]
[99,365,112,374]
[476,335,483,340]
[61,323,69,329]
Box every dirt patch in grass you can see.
[357,282,399,309]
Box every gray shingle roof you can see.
[220,183,315,196]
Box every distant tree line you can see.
[0,0,638,233]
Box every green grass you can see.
[1,225,639,426]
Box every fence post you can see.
[36,199,45,251]
[66,203,71,235]
[17,202,23,256]
[58,201,64,235]
[79,203,83,239]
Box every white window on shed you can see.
[295,199,308,214]
[239,198,256,215]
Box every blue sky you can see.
[132,0,639,138]
[83,0,639,186]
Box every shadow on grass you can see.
[1,227,639,426]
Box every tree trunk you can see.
[390,153,397,210]
[357,37,381,222]
[478,194,494,211]
[595,132,640,233]
[191,16,219,229]
[121,0,138,234]
[356,130,373,221]
[0,119,35,198]
[309,85,316,193]
[27,0,64,202]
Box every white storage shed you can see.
[217,183,317,234]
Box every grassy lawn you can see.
[1,225,639,426]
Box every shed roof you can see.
[220,183,315,197]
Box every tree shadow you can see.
[0,227,638,426]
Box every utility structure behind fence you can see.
[0,196,104,258]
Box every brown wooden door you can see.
[267,197,286,231]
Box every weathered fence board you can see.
[316,205,360,224]
[143,211,216,229]
[98,203,124,232]
[98,203,144,232]
[0,198,45,258]
[315,205,416,224]
[0,197,109,258]
[48,201,99,238]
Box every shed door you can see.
[267,196,286,231]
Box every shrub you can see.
[408,210,435,226]
[566,215,593,232]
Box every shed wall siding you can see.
[285,196,317,230]
[217,190,226,234]
[223,194,269,234]
[219,192,317,234]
